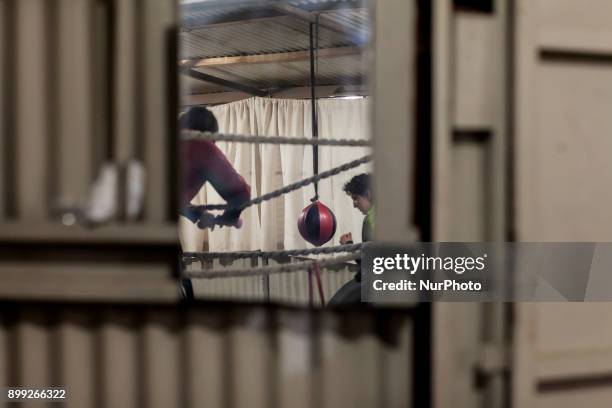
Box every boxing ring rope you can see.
[184,252,360,279]
[183,243,365,263]
[183,252,360,306]
[190,154,372,212]
[182,130,373,147]
[182,245,365,305]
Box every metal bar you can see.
[309,21,319,197]
[181,67,267,97]
[262,256,270,303]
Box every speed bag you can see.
[297,200,337,247]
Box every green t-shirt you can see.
[362,206,375,242]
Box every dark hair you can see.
[179,106,219,133]
[343,173,371,197]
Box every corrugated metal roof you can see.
[180,16,356,60]
[180,1,370,94]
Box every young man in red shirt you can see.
[179,107,251,299]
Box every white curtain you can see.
[179,96,372,252]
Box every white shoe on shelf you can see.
[85,163,119,224]
[126,159,146,221]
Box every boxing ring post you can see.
[261,255,271,303]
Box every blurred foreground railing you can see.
[0,301,413,408]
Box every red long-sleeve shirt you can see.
[180,139,251,220]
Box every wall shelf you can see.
[0,222,178,246]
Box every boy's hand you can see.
[215,215,243,229]
[196,211,218,230]
[196,213,243,230]
[340,233,353,245]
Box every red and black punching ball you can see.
[298,200,337,246]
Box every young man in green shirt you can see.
[340,173,374,245]
[330,173,374,306]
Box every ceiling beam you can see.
[182,85,369,106]
[183,91,253,106]
[181,67,267,97]
[182,46,361,68]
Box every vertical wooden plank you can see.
[513,2,538,406]
[276,310,313,408]
[482,302,508,408]
[512,303,537,408]
[15,0,49,220]
[448,6,510,235]
[352,316,380,408]
[453,14,498,129]
[113,0,136,162]
[319,314,380,408]
[0,0,5,220]
[372,0,416,242]
[486,4,510,397]
[431,2,465,406]
[142,311,181,408]
[91,0,110,171]
[100,311,140,408]
[449,138,489,240]
[59,311,96,408]
[320,314,352,408]
[380,316,412,408]
[0,314,7,408]
[56,0,94,206]
[143,0,176,222]
[490,0,509,242]
[229,308,272,408]
[431,0,453,241]
[433,302,483,408]
[16,311,51,408]
[514,0,538,242]
[2,0,17,219]
[185,310,226,408]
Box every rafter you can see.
[181,67,267,97]
[181,46,361,69]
